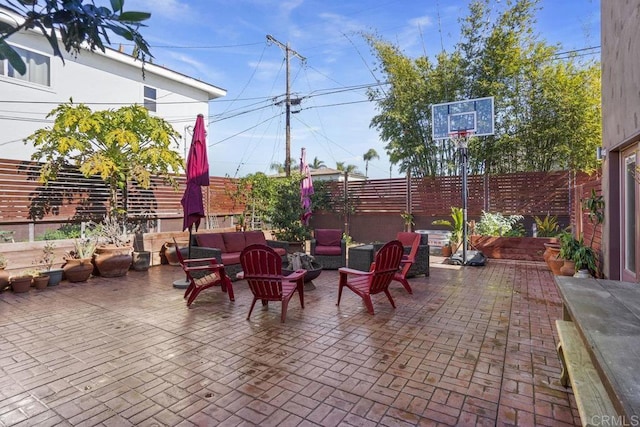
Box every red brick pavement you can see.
[0,257,580,426]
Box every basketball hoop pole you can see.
[451,131,470,264]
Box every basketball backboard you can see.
[432,96,495,140]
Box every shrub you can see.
[533,214,561,237]
[475,211,524,237]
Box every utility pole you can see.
[267,34,305,177]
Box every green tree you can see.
[367,0,601,175]
[363,148,379,178]
[336,162,360,174]
[0,0,151,75]
[25,103,183,215]
[311,156,325,169]
[268,173,311,242]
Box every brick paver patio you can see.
[0,257,579,426]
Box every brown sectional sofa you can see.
[188,230,289,280]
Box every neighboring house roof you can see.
[270,167,366,181]
[102,47,226,100]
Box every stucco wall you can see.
[1,30,216,162]
[601,1,640,149]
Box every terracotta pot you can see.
[10,276,32,293]
[33,275,49,290]
[543,243,561,263]
[547,258,564,275]
[93,245,133,277]
[163,242,185,266]
[560,260,576,276]
[441,245,452,257]
[63,258,94,282]
[0,268,10,291]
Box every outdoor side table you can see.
[348,244,375,271]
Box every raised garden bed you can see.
[470,236,556,261]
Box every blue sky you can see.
[124,0,600,179]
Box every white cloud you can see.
[127,0,194,21]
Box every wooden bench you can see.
[555,320,617,426]
[554,276,640,426]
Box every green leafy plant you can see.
[35,241,57,271]
[65,237,98,260]
[93,216,131,247]
[269,174,311,242]
[37,224,82,241]
[0,0,152,75]
[400,211,414,225]
[558,232,580,261]
[572,241,598,274]
[583,189,604,248]
[26,103,184,217]
[432,207,464,249]
[475,211,524,237]
[0,254,7,269]
[534,214,560,237]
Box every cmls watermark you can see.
[590,415,640,426]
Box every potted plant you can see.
[63,237,97,282]
[558,231,580,276]
[269,175,311,253]
[235,213,247,232]
[92,216,134,277]
[130,218,153,271]
[9,270,34,293]
[432,207,464,252]
[572,236,598,278]
[35,241,64,286]
[31,269,50,290]
[0,254,9,291]
[401,211,415,232]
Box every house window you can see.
[144,86,157,112]
[1,46,50,86]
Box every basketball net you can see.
[448,130,474,149]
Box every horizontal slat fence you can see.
[0,158,597,235]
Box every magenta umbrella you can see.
[181,114,209,235]
[175,114,209,289]
[300,147,314,225]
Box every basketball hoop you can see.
[449,130,474,149]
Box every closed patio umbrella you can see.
[174,114,209,288]
[300,147,314,225]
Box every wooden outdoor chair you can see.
[392,232,421,294]
[173,238,234,307]
[337,240,404,315]
[240,244,306,323]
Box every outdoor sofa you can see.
[188,230,289,280]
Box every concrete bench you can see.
[554,276,640,426]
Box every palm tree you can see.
[311,157,326,169]
[363,148,380,178]
[270,158,298,174]
[336,162,359,174]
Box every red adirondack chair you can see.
[173,238,234,307]
[240,244,306,323]
[337,240,404,314]
[392,232,421,294]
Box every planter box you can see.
[470,236,556,261]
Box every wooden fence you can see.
[0,158,598,242]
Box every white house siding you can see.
[0,27,225,162]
